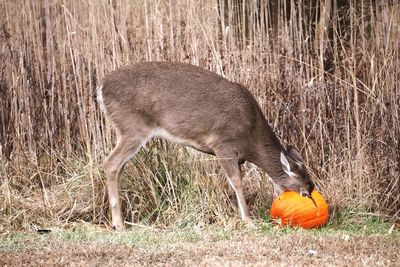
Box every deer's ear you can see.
[280,152,292,175]
[286,146,304,163]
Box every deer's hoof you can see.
[112,224,125,231]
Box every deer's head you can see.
[273,146,315,197]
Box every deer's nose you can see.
[300,190,310,197]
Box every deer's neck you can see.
[250,122,286,180]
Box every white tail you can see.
[99,62,314,230]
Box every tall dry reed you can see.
[0,0,399,230]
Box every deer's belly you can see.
[152,128,215,155]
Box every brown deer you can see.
[97,62,314,230]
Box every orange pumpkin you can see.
[270,190,329,229]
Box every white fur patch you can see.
[280,152,296,178]
[236,193,247,218]
[227,179,247,218]
[109,197,119,208]
[96,85,106,114]
[152,128,197,147]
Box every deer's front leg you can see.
[216,152,250,221]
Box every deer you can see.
[97,62,315,230]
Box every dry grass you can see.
[1,223,399,266]
[0,0,399,230]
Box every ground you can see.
[1,219,399,266]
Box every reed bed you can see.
[0,0,399,230]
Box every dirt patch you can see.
[1,231,398,266]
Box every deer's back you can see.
[101,62,265,149]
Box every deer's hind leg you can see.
[103,129,151,230]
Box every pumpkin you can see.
[270,190,329,229]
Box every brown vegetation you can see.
[1,227,399,266]
[0,0,399,230]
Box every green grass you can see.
[1,212,398,253]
